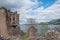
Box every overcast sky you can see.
[0,0,60,24]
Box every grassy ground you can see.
[23,37,28,40]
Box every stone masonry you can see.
[0,7,20,38]
[27,26,60,40]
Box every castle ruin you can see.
[0,7,20,38]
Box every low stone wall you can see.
[44,30,60,40]
[28,30,60,40]
[1,30,60,40]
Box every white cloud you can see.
[0,0,59,24]
[6,0,21,4]
[17,0,60,24]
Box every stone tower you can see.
[28,25,37,37]
[0,7,8,37]
[0,7,20,37]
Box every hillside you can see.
[48,19,60,25]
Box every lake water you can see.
[20,24,60,32]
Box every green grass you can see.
[23,37,28,40]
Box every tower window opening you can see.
[12,22,17,29]
[13,16,15,21]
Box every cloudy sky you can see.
[0,0,60,24]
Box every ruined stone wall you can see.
[7,11,20,36]
[28,31,60,40]
[44,30,60,40]
[27,25,60,40]
[0,7,20,37]
[0,7,8,37]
